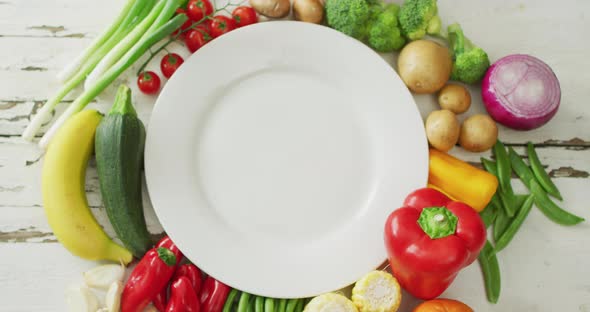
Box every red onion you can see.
[481,54,560,130]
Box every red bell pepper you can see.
[199,276,231,312]
[173,264,203,295]
[121,247,178,312]
[153,236,185,311]
[384,188,486,300]
[166,276,201,312]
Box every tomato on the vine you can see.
[232,6,258,27]
[160,53,184,79]
[171,8,193,38]
[209,15,236,38]
[184,28,212,53]
[137,71,161,94]
[187,0,214,22]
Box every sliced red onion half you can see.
[481,54,561,130]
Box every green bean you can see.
[294,299,304,312]
[530,179,584,225]
[478,241,501,303]
[286,299,300,312]
[277,299,287,312]
[479,203,496,229]
[493,206,510,243]
[264,298,276,312]
[508,146,535,189]
[483,153,516,217]
[493,141,512,192]
[492,194,535,255]
[514,194,529,208]
[255,296,265,312]
[527,142,563,200]
[238,293,251,312]
[223,289,240,312]
[247,296,257,312]
[498,191,516,217]
[481,157,498,176]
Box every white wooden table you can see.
[1,0,589,311]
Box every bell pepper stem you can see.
[418,207,459,239]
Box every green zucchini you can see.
[95,85,151,258]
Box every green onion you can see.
[56,0,138,83]
[22,0,155,141]
[38,2,187,148]
[85,0,168,90]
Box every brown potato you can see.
[250,0,291,18]
[293,0,324,24]
[459,114,498,152]
[438,83,471,114]
[425,110,460,152]
[397,40,452,94]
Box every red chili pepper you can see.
[121,247,178,312]
[156,236,184,265]
[152,236,184,311]
[153,288,168,312]
[166,276,201,312]
[199,277,231,312]
[173,264,203,295]
[384,188,487,300]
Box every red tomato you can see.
[187,0,214,22]
[137,71,161,95]
[232,6,258,27]
[209,15,236,38]
[184,28,212,53]
[160,53,184,79]
[172,8,193,38]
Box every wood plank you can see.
[1,178,589,311]
[0,0,588,143]
[1,143,587,243]
[0,0,122,37]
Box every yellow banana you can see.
[42,109,133,264]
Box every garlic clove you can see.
[105,281,123,312]
[83,263,125,290]
[65,284,100,312]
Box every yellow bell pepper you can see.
[428,149,498,212]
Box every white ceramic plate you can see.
[145,21,428,298]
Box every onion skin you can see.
[481,54,560,130]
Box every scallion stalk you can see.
[84,0,165,90]
[21,0,154,141]
[56,0,138,83]
[39,12,188,148]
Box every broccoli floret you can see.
[325,0,372,41]
[399,0,442,40]
[448,23,490,84]
[367,4,406,52]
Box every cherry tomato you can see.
[184,28,212,53]
[171,8,193,38]
[137,71,161,95]
[160,53,184,79]
[232,6,258,27]
[209,15,236,38]
[187,0,214,22]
